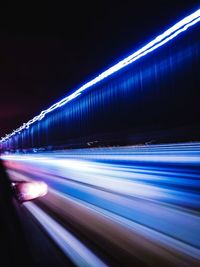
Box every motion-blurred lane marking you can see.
[24,202,107,267]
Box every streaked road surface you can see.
[2,142,200,266]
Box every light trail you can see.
[1,8,200,143]
[24,202,107,267]
[2,142,200,266]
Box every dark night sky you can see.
[0,1,199,137]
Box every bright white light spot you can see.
[19,181,48,201]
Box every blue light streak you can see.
[2,142,200,265]
[1,9,200,143]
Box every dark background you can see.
[0,1,199,137]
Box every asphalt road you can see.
[1,142,200,266]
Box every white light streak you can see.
[24,202,107,267]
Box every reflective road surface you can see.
[2,142,200,267]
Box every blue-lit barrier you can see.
[1,9,200,151]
